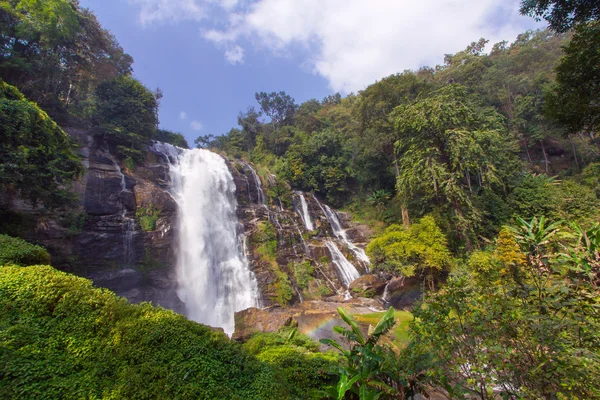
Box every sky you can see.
[79,0,544,146]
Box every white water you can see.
[296,192,314,231]
[382,282,391,302]
[154,143,260,336]
[322,204,371,265]
[325,241,360,287]
[115,162,136,266]
[244,162,266,206]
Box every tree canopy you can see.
[0,80,82,208]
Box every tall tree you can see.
[391,84,520,247]
[254,91,297,128]
[0,0,132,116]
[93,76,157,161]
[520,0,600,32]
[545,22,600,141]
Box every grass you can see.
[353,310,414,347]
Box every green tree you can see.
[93,75,157,161]
[0,0,132,116]
[154,129,189,148]
[545,22,600,138]
[391,84,520,247]
[255,91,297,128]
[411,223,600,398]
[366,216,452,287]
[520,0,600,32]
[0,80,82,208]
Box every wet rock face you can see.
[349,274,387,298]
[226,158,375,308]
[8,129,182,311]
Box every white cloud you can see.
[224,45,245,64]
[191,120,203,130]
[131,0,542,92]
[129,0,205,24]
[180,111,188,120]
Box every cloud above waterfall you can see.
[190,120,203,131]
[128,0,542,92]
[179,111,188,120]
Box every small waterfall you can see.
[243,162,266,206]
[325,241,360,287]
[154,143,260,336]
[116,163,136,266]
[322,204,370,265]
[382,282,391,302]
[296,192,314,231]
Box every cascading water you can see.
[115,161,136,266]
[325,241,360,287]
[153,143,260,336]
[296,192,314,231]
[322,204,370,265]
[243,162,266,206]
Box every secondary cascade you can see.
[152,142,260,336]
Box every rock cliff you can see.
[4,131,397,336]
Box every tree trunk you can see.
[401,205,410,228]
[540,140,549,173]
[394,154,410,228]
[525,142,532,163]
[571,138,580,171]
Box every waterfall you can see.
[243,162,266,206]
[325,241,360,287]
[296,192,314,231]
[382,282,391,302]
[322,204,371,265]
[154,143,260,336]
[115,162,135,266]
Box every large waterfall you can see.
[153,143,260,336]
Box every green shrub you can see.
[274,269,294,305]
[136,205,160,232]
[60,212,86,235]
[256,347,338,399]
[580,162,600,197]
[0,235,50,266]
[244,326,320,354]
[293,260,314,289]
[244,328,338,399]
[0,265,292,399]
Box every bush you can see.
[136,205,160,232]
[0,265,292,399]
[0,235,50,266]
[243,328,338,399]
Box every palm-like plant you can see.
[319,307,399,399]
[563,223,600,288]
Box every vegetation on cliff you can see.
[0,80,83,208]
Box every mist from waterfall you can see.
[153,143,260,336]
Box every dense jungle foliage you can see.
[1,0,599,399]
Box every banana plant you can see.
[562,222,600,288]
[320,307,397,399]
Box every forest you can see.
[1,0,600,398]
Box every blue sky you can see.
[80,0,542,146]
